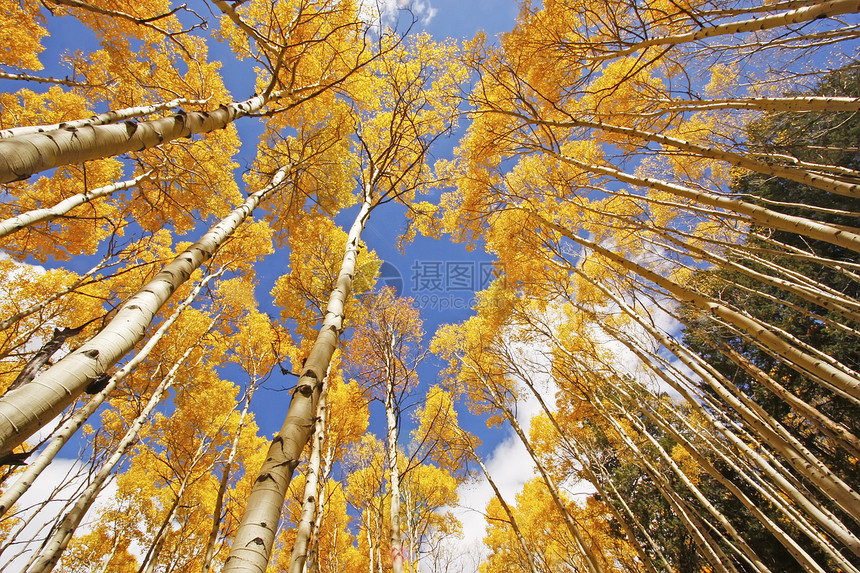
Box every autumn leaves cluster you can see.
[0,0,859,572]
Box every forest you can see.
[0,0,858,571]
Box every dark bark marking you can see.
[85,374,110,394]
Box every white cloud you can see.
[358,0,437,31]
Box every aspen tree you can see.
[225,34,463,573]
[0,167,287,458]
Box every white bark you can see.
[651,96,860,113]
[201,382,257,573]
[0,167,288,458]
[568,266,860,559]
[223,198,373,573]
[0,271,219,517]
[469,365,606,573]
[26,331,210,572]
[386,360,404,573]
[589,0,860,60]
[288,371,329,573]
[551,151,860,254]
[0,92,282,183]
[0,171,154,240]
[0,98,208,140]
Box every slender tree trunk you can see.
[546,152,860,253]
[138,434,213,573]
[568,266,860,559]
[0,271,220,517]
[201,381,257,573]
[288,371,330,573]
[95,531,121,573]
[588,0,860,59]
[511,355,666,573]
[650,95,860,113]
[470,366,605,573]
[306,441,334,573]
[0,92,283,183]
[468,438,539,573]
[542,117,860,198]
[0,171,153,240]
[0,70,90,87]
[26,330,211,572]
[0,98,207,140]
[0,168,288,458]
[602,392,770,572]
[386,362,404,573]
[223,197,373,573]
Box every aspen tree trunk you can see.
[539,211,860,409]
[645,222,860,322]
[623,381,837,573]
[470,366,605,573]
[545,117,860,198]
[0,98,208,139]
[466,437,539,573]
[0,92,283,183]
[602,393,770,572]
[0,167,288,458]
[27,333,210,572]
[288,372,330,573]
[568,266,860,560]
[306,441,334,573]
[0,70,90,87]
[548,151,860,253]
[139,429,216,573]
[223,197,373,573]
[0,171,153,239]
[201,382,257,573]
[385,336,405,573]
[651,96,860,113]
[593,0,860,59]
[95,531,121,573]
[596,409,739,573]
[0,271,219,517]
[139,491,185,573]
[512,355,665,573]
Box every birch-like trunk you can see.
[306,441,334,573]
[0,270,219,517]
[386,363,404,573]
[0,92,282,183]
[650,96,860,113]
[568,265,860,560]
[546,117,860,198]
[0,98,207,140]
[467,438,539,573]
[471,366,605,573]
[590,0,860,60]
[26,333,209,572]
[223,197,373,573]
[549,151,860,253]
[201,382,257,573]
[0,171,153,240]
[512,354,666,573]
[288,372,330,573]
[0,167,288,458]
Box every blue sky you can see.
[0,1,530,565]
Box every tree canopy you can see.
[0,1,858,571]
